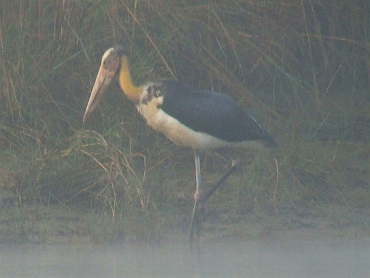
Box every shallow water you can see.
[1,239,369,277]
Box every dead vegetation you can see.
[0,0,369,243]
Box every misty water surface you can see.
[1,239,369,277]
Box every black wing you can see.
[159,81,277,146]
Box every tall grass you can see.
[0,0,369,242]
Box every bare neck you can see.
[118,56,144,103]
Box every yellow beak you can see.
[83,47,121,123]
[82,64,115,123]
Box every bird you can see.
[83,46,277,247]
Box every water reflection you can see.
[1,239,369,277]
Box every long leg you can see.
[189,151,240,247]
[189,150,203,247]
[200,158,240,204]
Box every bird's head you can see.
[83,46,125,123]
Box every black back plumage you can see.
[158,81,277,147]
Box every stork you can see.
[83,46,277,246]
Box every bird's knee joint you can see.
[231,158,241,167]
[194,190,203,202]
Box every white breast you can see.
[137,96,232,150]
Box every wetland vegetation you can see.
[0,0,369,243]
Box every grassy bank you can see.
[0,0,369,243]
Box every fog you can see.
[1,238,369,277]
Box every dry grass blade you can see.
[0,0,369,243]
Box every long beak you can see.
[83,65,115,123]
